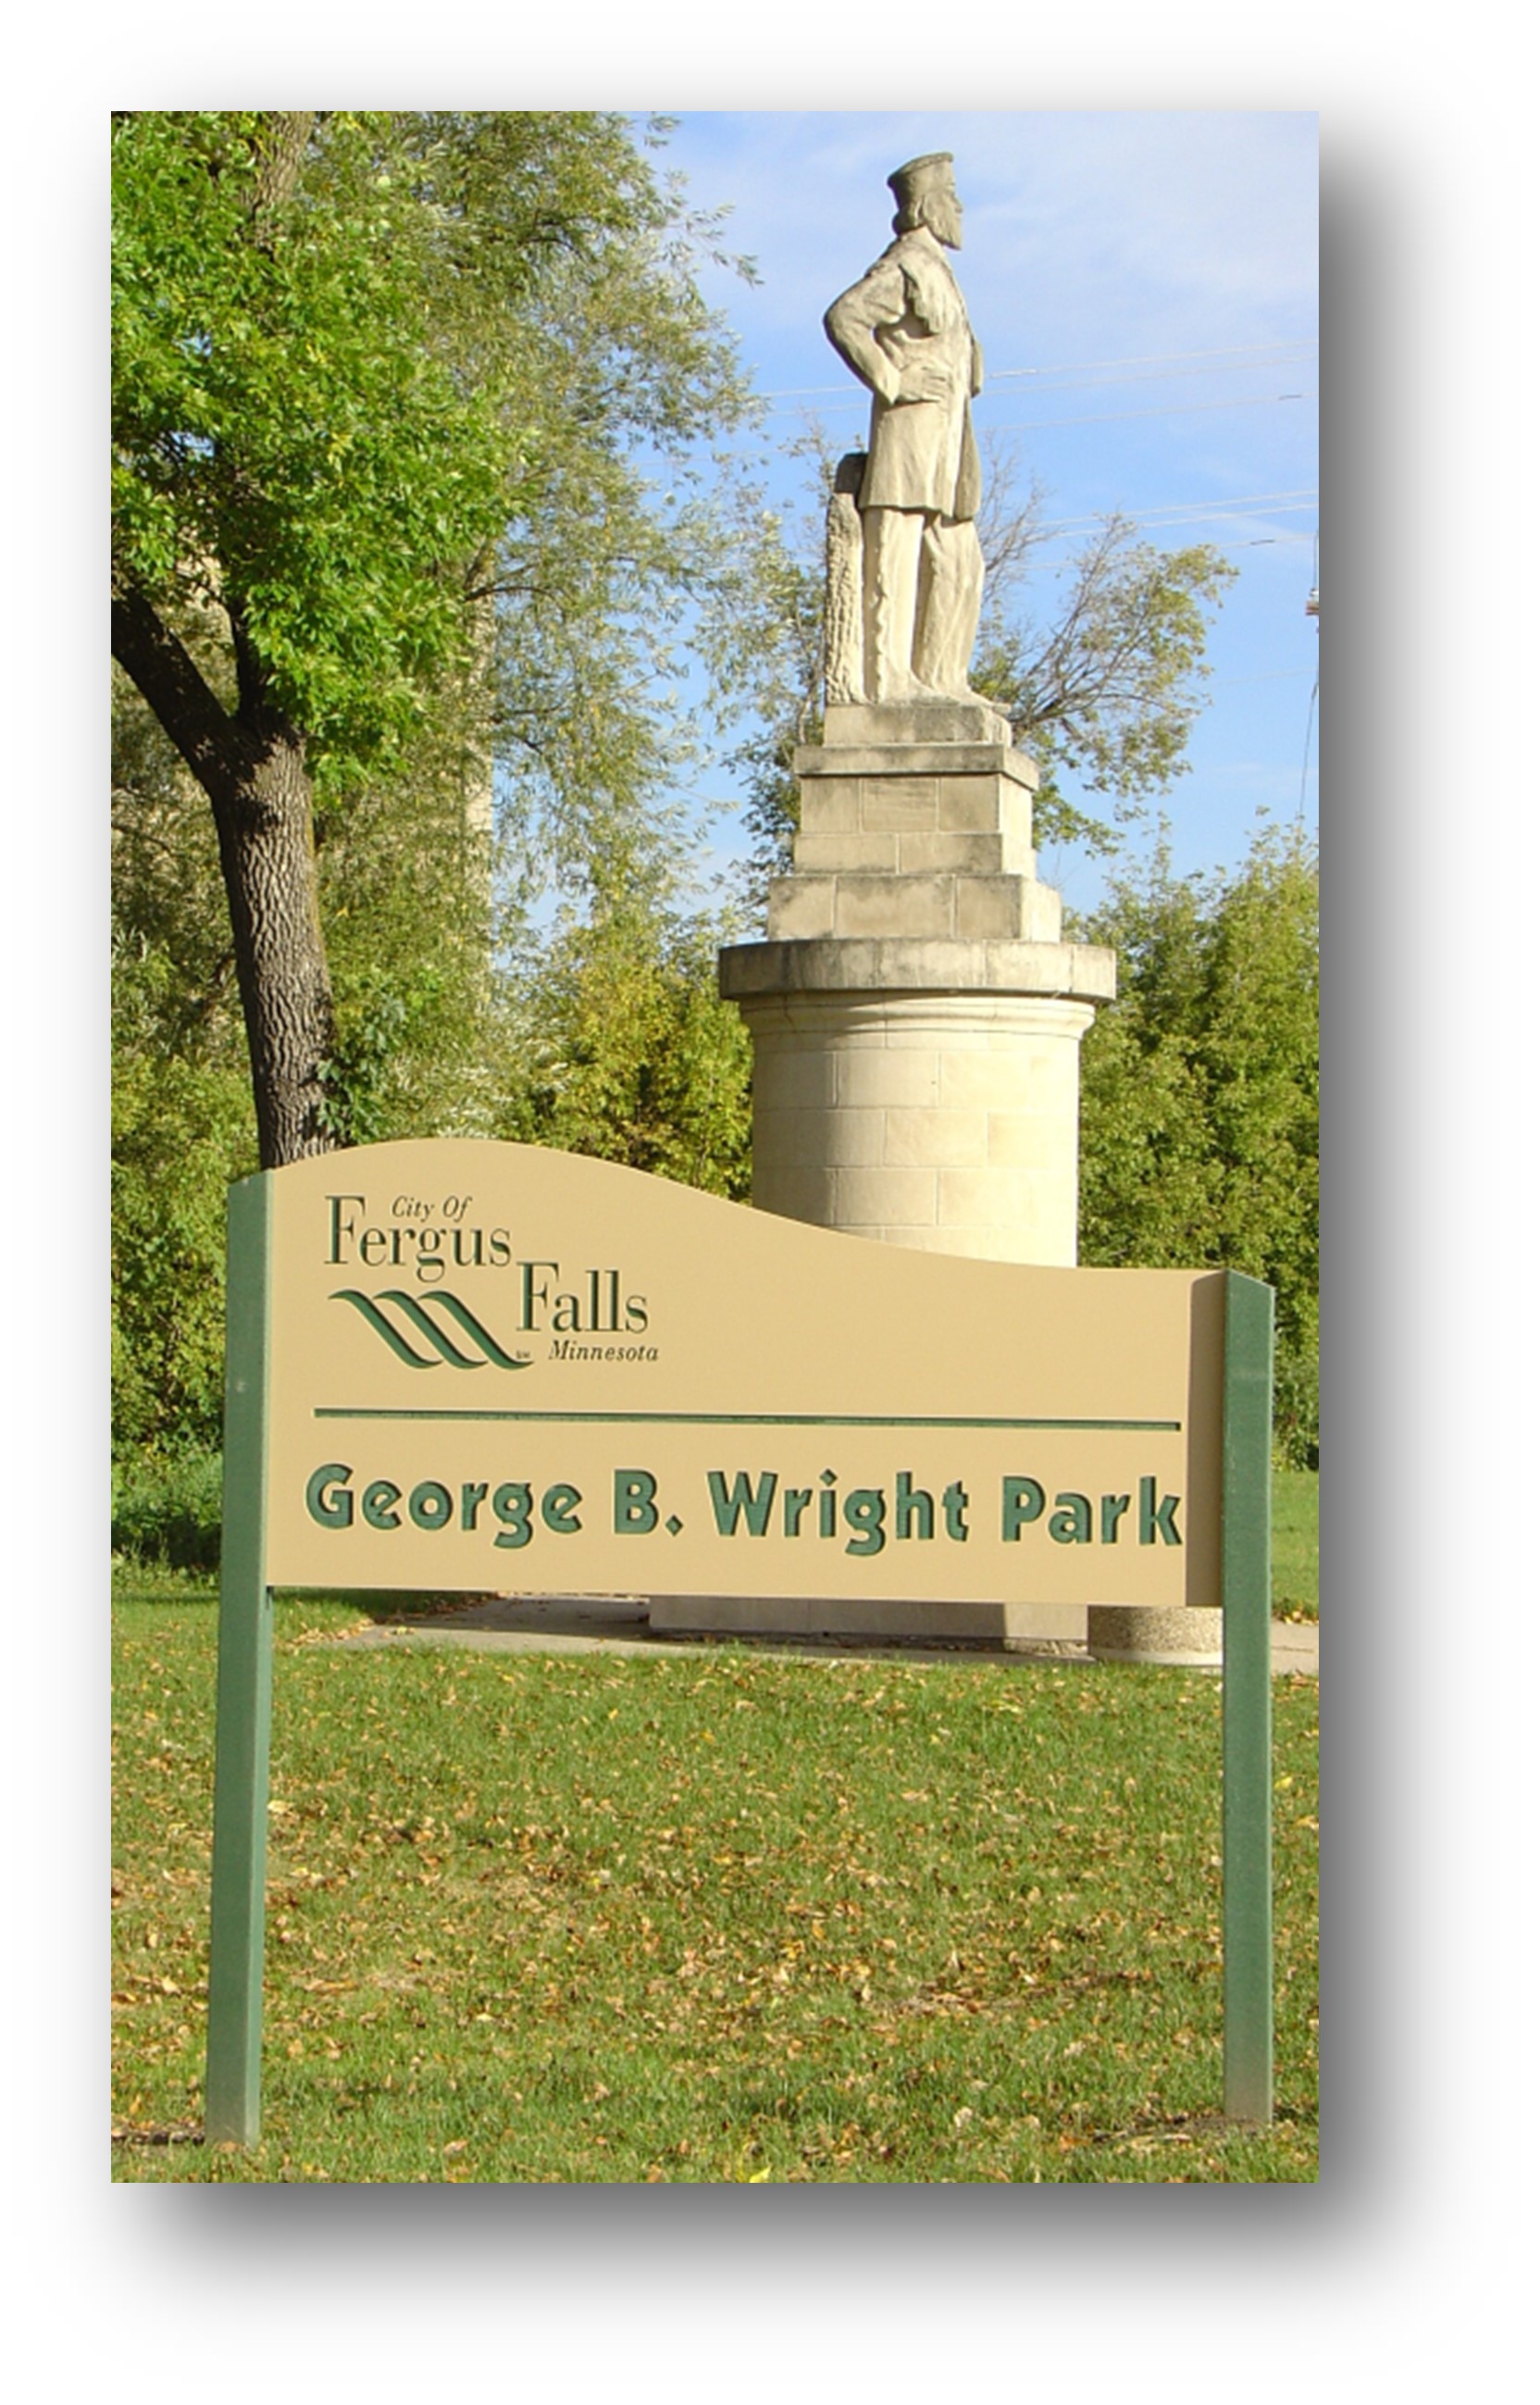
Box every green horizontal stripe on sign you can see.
[313,1409,1181,1432]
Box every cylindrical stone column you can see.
[737,987,1096,1264]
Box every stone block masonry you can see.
[719,698,1115,1268]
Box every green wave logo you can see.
[330,1290,534,1372]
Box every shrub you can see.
[111,1448,223,1573]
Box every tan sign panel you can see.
[262,1140,1223,1612]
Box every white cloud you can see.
[667,110,1317,371]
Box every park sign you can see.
[207,1139,1275,2142]
[255,1139,1227,1610]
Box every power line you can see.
[1031,488,1318,540]
[769,387,1315,431]
[761,337,1316,403]
[991,340,1316,383]
[979,390,1315,435]
[1041,485,1316,528]
[1061,499,1318,530]
[1022,496,1320,567]
[990,350,1316,391]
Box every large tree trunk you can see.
[206,722,337,1167]
[111,580,338,1168]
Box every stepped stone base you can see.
[719,711,1114,1267]
[820,698,1015,748]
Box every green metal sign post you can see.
[205,1174,275,2148]
[1221,1270,1275,2124]
[202,1161,1277,2150]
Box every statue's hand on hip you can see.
[893,357,953,405]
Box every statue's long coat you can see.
[824,224,984,520]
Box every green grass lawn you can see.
[1273,1468,1319,1621]
[112,1560,1318,2184]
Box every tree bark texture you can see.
[246,113,315,244]
[112,582,338,1168]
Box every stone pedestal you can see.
[719,700,1116,1266]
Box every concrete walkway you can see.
[337,1593,1319,1677]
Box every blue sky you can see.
[652,110,1318,915]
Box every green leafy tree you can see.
[112,109,751,1165]
[112,1010,254,1456]
[113,671,254,1453]
[1074,826,1320,1464]
[112,653,502,1454]
[971,452,1237,852]
[499,903,752,1199]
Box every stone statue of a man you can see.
[823,152,987,705]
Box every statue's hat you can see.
[888,153,955,210]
